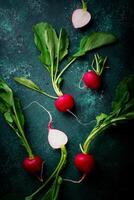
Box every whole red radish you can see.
[83,71,101,89]
[72,0,91,29]
[82,54,107,90]
[74,153,95,174]
[55,94,75,112]
[23,155,43,174]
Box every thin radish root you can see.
[67,109,95,126]
[23,101,68,149]
[63,173,86,184]
[35,161,45,182]
[78,76,85,90]
[23,101,52,129]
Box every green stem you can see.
[55,146,67,176]
[52,80,63,97]
[82,0,87,11]
[38,89,57,99]
[55,57,76,84]
[91,54,107,76]
[94,54,100,74]
[26,146,67,199]
[83,124,109,154]
[54,30,62,81]
[83,116,127,154]
[12,102,34,158]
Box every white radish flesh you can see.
[48,129,68,149]
[72,9,91,28]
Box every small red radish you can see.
[55,94,75,112]
[83,70,101,89]
[82,54,107,90]
[23,155,43,174]
[72,0,91,29]
[74,153,95,174]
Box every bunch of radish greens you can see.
[24,76,134,200]
[0,79,44,178]
[14,22,117,113]
[75,75,134,176]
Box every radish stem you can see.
[55,57,76,84]
[83,115,129,154]
[82,0,87,11]
[37,89,57,99]
[12,101,34,158]
[26,146,67,199]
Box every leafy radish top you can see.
[81,75,134,154]
[14,22,117,112]
[82,54,107,89]
[24,102,68,200]
[0,79,33,158]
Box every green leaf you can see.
[0,79,14,106]
[96,113,108,126]
[57,77,63,88]
[0,79,24,129]
[14,77,57,99]
[4,111,14,123]
[14,98,25,128]
[33,23,51,67]
[73,32,117,58]
[33,22,58,70]
[41,176,62,200]
[45,27,58,66]
[0,100,8,113]
[112,75,134,115]
[0,79,33,156]
[58,28,69,62]
[14,77,43,93]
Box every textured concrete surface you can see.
[0,0,134,199]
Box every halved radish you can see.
[24,101,68,150]
[72,0,91,28]
[48,129,68,149]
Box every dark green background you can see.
[0,0,134,199]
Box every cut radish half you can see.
[72,9,91,28]
[24,101,68,149]
[48,129,68,149]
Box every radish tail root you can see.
[23,101,53,129]
[63,173,86,184]
[67,109,95,126]
[78,76,85,90]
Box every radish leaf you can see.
[83,75,134,153]
[73,32,117,58]
[58,28,69,62]
[15,23,117,99]
[0,79,33,157]
[112,75,134,114]
[40,176,62,200]
[14,77,57,99]
[14,77,44,93]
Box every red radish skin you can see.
[23,155,43,174]
[83,71,101,90]
[74,153,95,174]
[55,94,75,112]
